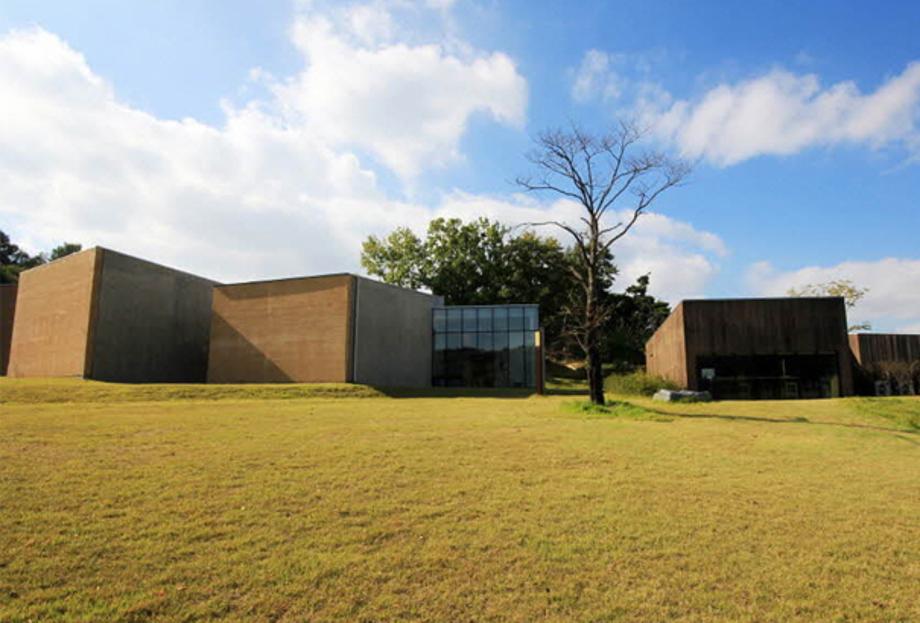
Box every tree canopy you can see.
[361,217,670,364]
[0,230,82,284]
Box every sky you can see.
[0,0,918,331]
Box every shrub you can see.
[604,371,678,397]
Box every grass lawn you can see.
[1,379,918,622]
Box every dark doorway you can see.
[697,354,840,400]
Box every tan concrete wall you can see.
[0,284,17,375]
[644,303,688,388]
[207,275,354,383]
[7,248,100,378]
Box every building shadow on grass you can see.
[643,406,919,444]
[377,387,536,399]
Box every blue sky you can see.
[1,0,918,330]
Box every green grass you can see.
[604,370,679,397]
[1,378,918,622]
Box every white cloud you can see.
[0,16,719,301]
[275,14,527,179]
[747,258,920,333]
[648,63,920,165]
[571,50,624,103]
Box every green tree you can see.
[362,218,573,347]
[50,242,82,261]
[602,274,671,366]
[0,231,83,284]
[1,230,44,284]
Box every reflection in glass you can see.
[447,309,462,332]
[509,307,524,330]
[509,331,524,386]
[433,306,539,388]
[477,307,492,332]
[524,307,538,331]
[493,307,508,331]
[462,308,478,332]
[433,309,446,332]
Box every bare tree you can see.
[517,121,691,404]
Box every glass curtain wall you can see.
[432,305,539,387]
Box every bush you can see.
[604,371,678,397]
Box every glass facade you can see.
[432,305,539,387]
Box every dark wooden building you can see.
[849,333,920,370]
[646,297,854,399]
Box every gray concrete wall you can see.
[352,277,441,388]
[89,249,217,382]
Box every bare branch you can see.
[514,120,692,405]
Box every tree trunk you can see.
[587,344,605,405]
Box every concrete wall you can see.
[644,302,687,388]
[7,248,100,378]
[352,277,440,388]
[207,275,354,383]
[89,249,217,382]
[0,283,17,375]
[849,333,920,368]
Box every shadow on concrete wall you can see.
[208,315,294,383]
[219,276,346,300]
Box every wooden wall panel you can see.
[681,298,853,394]
[644,303,688,387]
[207,275,354,383]
[850,333,920,368]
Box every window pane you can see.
[447,309,462,332]
[493,307,508,331]
[433,309,446,333]
[493,332,509,387]
[479,332,493,351]
[477,308,492,332]
[509,331,525,386]
[524,307,539,331]
[463,308,478,331]
[463,332,477,349]
[435,333,446,351]
[447,333,461,350]
[508,307,524,330]
[524,332,535,387]
[433,347,445,378]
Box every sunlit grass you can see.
[0,378,917,621]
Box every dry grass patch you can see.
[0,379,917,621]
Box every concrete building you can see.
[0,283,16,375]
[8,247,216,382]
[646,297,854,399]
[207,274,443,387]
